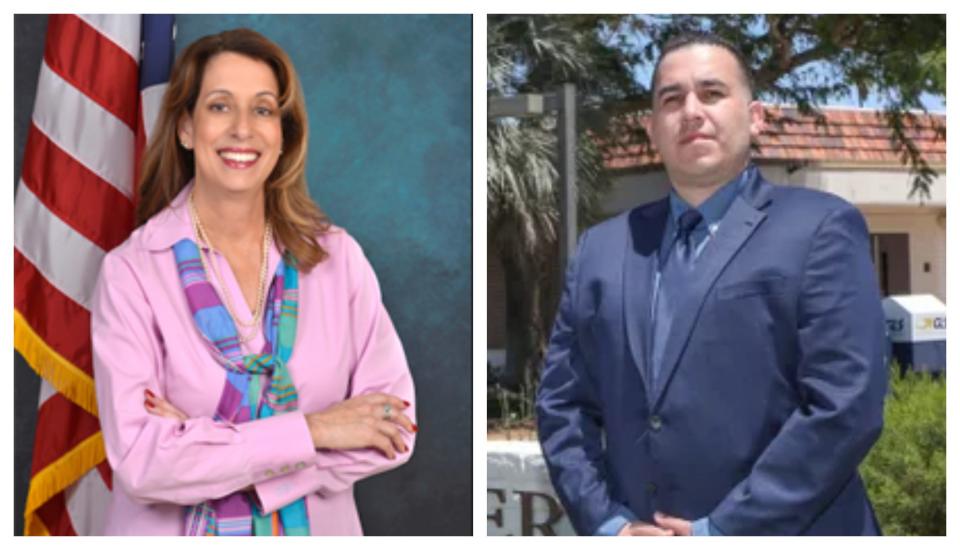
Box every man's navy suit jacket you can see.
[536,170,888,535]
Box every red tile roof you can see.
[604,105,946,171]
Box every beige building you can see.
[488,105,946,365]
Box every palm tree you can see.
[487,15,638,389]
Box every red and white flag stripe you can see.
[15,14,173,535]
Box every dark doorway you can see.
[870,233,911,296]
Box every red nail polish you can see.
[412,424,419,432]
[144,400,153,409]
[403,400,410,407]
[145,389,155,398]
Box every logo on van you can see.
[886,318,904,333]
[915,316,946,331]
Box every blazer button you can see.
[649,415,663,431]
[646,482,657,495]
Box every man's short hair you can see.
[651,32,755,99]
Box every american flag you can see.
[14,14,175,536]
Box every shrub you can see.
[860,365,945,535]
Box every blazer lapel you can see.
[651,182,771,407]
[623,200,668,393]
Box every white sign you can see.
[487,441,575,536]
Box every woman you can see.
[91,28,416,536]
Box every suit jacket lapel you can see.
[623,200,668,393]
[651,178,772,407]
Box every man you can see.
[535,33,888,536]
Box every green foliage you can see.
[487,379,535,429]
[860,365,945,535]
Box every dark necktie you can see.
[650,209,703,388]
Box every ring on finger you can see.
[382,404,392,420]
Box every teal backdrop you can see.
[14,14,471,535]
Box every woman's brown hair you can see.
[136,28,329,270]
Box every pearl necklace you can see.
[189,190,272,343]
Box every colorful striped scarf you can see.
[172,238,309,536]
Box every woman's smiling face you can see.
[179,51,283,194]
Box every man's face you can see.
[646,44,764,189]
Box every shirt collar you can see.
[141,180,196,251]
[668,163,756,229]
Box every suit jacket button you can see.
[649,415,663,431]
[646,482,657,495]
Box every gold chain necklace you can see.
[189,190,272,343]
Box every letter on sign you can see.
[517,490,565,536]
